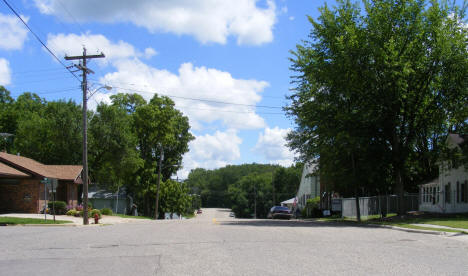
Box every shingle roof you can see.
[0,162,29,177]
[0,152,82,181]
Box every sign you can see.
[331,198,342,212]
[45,178,58,192]
[323,210,331,216]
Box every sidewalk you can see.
[410,223,468,233]
[0,213,152,226]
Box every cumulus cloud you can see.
[34,0,277,45]
[47,33,145,65]
[100,59,268,130]
[0,58,11,85]
[0,13,28,50]
[254,126,296,167]
[178,129,242,178]
[47,33,268,130]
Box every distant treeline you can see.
[186,163,303,218]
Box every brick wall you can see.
[0,178,41,213]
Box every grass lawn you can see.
[317,213,468,233]
[112,214,153,220]
[373,216,468,230]
[0,217,72,225]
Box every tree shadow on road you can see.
[220,219,382,229]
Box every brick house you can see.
[0,152,83,213]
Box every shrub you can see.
[66,209,77,216]
[89,209,101,219]
[75,210,83,217]
[101,208,113,216]
[47,201,67,215]
[303,196,322,218]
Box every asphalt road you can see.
[0,208,467,275]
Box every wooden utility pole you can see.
[65,47,105,225]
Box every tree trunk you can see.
[351,152,361,222]
[392,130,405,215]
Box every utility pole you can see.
[155,145,164,219]
[65,47,105,225]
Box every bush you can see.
[101,208,113,216]
[47,201,67,215]
[303,196,322,218]
[66,209,77,216]
[75,210,83,217]
[89,209,101,219]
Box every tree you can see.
[228,172,274,218]
[89,103,143,191]
[14,99,82,164]
[287,0,467,215]
[132,94,194,216]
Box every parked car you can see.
[229,212,235,217]
[267,206,292,220]
[196,209,202,214]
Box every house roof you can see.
[281,197,296,204]
[0,152,82,181]
[0,162,29,177]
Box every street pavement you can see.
[0,208,467,275]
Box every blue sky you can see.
[0,0,331,178]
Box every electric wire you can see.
[2,0,81,83]
[99,84,283,109]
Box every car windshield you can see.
[274,206,290,211]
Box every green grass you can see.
[317,213,397,222]
[0,217,72,225]
[112,214,153,220]
[184,213,195,219]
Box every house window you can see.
[432,187,436,205]
[456,181,460,203]
[436,186,440,203]
[445,183,451,204]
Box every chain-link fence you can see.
[339,194,419,218]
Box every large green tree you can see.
[287,0,467,215]
[89,103,143,192]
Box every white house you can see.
[419,134,468,213]
[295,163,320,210]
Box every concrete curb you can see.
[368,223,466,236]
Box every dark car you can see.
[267,206,292,219]
[196,209,202,214]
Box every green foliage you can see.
[229,172,274,218]
[66,209,77,216]
[158,180,192,218]
[287,0,468,207]
[89,209,102,219]
[101,208,113,216]
[47,201,67,215]
[186,164,281,208]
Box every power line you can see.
[100,84,283,109]
[1,0,81,83]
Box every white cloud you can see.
[0,58,11,85]
[178,129,242,178]
[254,126,296,167]
[34,0,277,45]
[144,47,157,59]
[289,16,295,21]
[0,13,28,50]
[100,59,268,130]
[47,33,143,66]
[47,33,269,129]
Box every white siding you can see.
[296,163,320,209]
